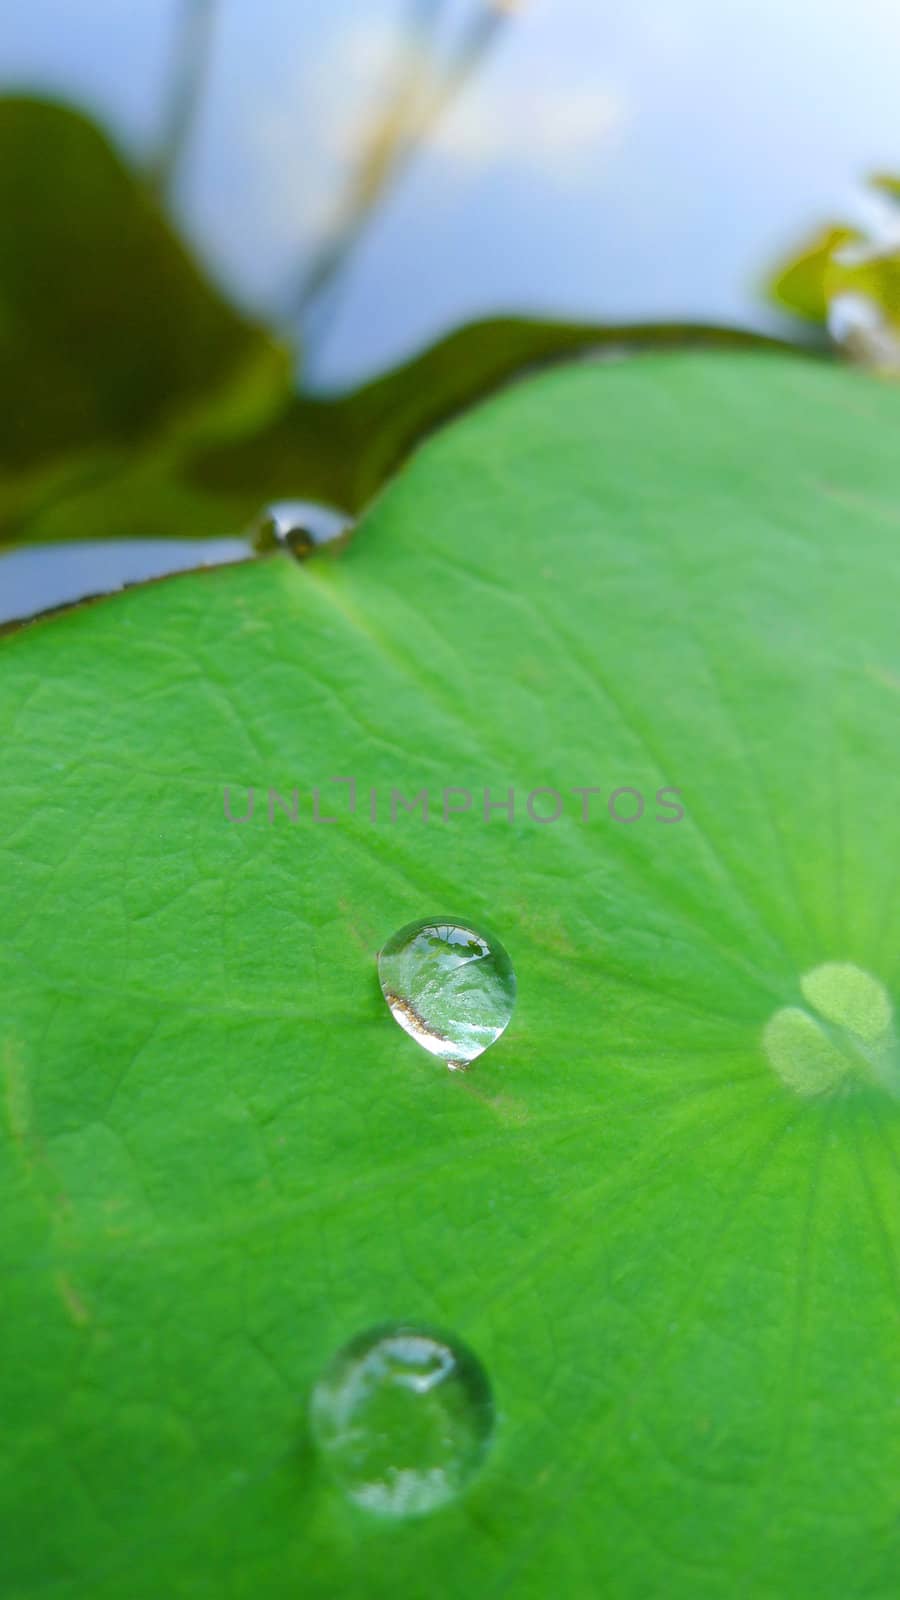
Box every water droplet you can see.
[249,500,353,557]
[377,917,516,1071]
[309,1323,494,1517]
[764,962,898,1097]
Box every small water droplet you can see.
[764,961,898,1097]
[309,1323,494,1517]
[249,500,353,557]
[377,917,516,1070]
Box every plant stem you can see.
[290,1,514,332]
[152,0,220,199]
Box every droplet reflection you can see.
[309,1323,494,1518]
[377,917,516,1070]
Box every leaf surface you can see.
[2,351,900,1599]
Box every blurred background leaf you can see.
[0,306,794,551]
[767,174,900,373]
[0,98,288,474]
[826,246,900,374]
[186,315,795,516]
[767,224,862,324]
[870,173,900,203]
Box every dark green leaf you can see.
[188,316,799,514]
[0,97,284,478]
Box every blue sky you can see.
[3,0,900,383]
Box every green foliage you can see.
[0,98,281,472]
[186,317,792,516]
[2,301,793,549]
[768,175,900,347]
[833,245,900,346]
[2,352,899,1598]
[0,96,795,552]
[0,96,291,549]
[768,224,861,322]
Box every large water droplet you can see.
[249,500,353,557]
[377,917,516,1071]
[764,961,898,1097]
[309,1323,494,1517]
